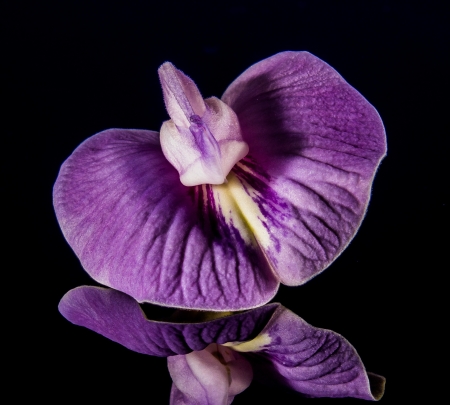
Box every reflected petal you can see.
[58,286,277,356]
[244,305,385,400]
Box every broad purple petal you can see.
[58,286,277,356]
[54,129,278,310]
[222,51,386,285]
[241,305,385,400]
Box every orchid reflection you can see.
[60,287,385,404]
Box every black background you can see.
[5,0,448,403]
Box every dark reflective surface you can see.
[6,1,447,403]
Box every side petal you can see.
[58,286,277,356]
[53,128,278,310]
[235,305,385,401]
[222,51,387,285]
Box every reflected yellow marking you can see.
[223,333,271,352]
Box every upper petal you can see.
[233,304,385,401]
[58,286,277,356]
[53,128,278,310]
[222,51,386,285]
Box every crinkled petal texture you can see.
[54,129,278,310]
[54,51,386,310]
[229,305,385,400]
[221,51,386,286]
[58,286,277,356]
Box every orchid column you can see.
[158,61,249,186]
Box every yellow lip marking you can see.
[212,171,271,249]
[223,333,272,353]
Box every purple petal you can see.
[54,128,278,310]
[58,286,277,356]
[240,305,385,400]
[222,51,386,285]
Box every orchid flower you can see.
[54,51,386,310]
[59,286,385,404]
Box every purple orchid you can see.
[54,51,386,310]
[59,286,385,404]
